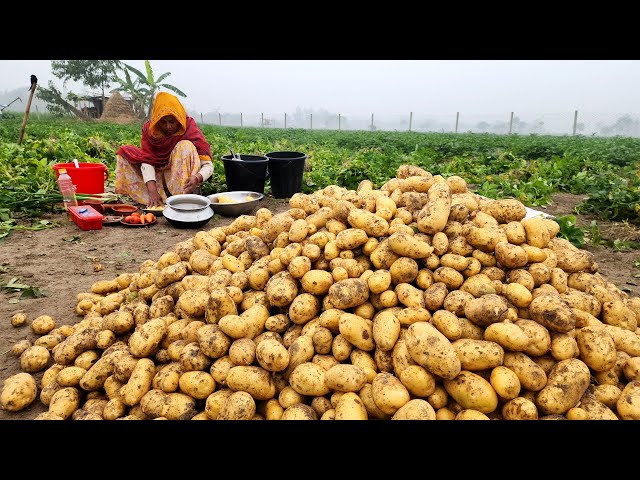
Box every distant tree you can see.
[50,60,123,114]
[511,116,528,134]
[476,121,490,132]
[601,114,640,137]
[116,61,186,119]
[36,81,92,119]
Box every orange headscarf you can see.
[148,92,187,138]
[117,92,212,167]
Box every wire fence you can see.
[196,111,640,137]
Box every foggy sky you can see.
[1,60,639,116]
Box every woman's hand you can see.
[146,181,164,207]
[183,173,202,194]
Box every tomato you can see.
[130,215,141,224]
[131,212,141,218]
[124,215,134,223]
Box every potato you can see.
[578,395,618,420]
[102,310,135,335]
[128,318,167,358]
[155,262,189,289]
[416,181,451,235]
[20,345,51,373]
[387,232,433,259]
[31,315,56,335]
[397,365,436,398]
[528,295,576,333]
[11,311,28,327]
[516,318,551,357]
[502,397,538,420]
[255,338,289,372]
[197,324,231,359]
[225,366,276,400]
[1,372,37,412]
[164,392,197,420]
[338,313,375,351]
[536,358,591,415]
[53,327,100,365]
[575,326,617,372]
[57,366,87,387]
[334,392,369,420]
[504,283,533,308]
[176,289,209,318]
[281,403,318,420]
[217,391,256,420]
[48,386,81,419]
[483,322,529,352]
[324,364,368,392]
[443,370,498,414]
[371,372,411,416]
[327,278,369,310]
[228,338,256,366]
[348,208,389,237]
[178,371,216,400]
[405,322,461,379]
[489,365,521,400]
[521,217,551,248]
[452,339,504,371]
[616,380,640,420]
[464,294,510,327]
[495,242,528,269]
[119,358,155,406]
[502,352,547,392]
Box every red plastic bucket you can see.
[53,163,109,194]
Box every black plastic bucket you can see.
[265,151,307,199]
[221,154,268,194]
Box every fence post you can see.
[261,113,264,128]
[409,112,413,132]
[240,113,243,127]
[338,114,341,131]
[218,113,222,126]
[285,113,287,129]
[200,112,203,123]
[455,112,459,133]
[371,113,374,131]
[310,113,313,130]
[508,112,514,135]
[573,110,578,135]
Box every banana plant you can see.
[112,68,148,118]
[119,60,187,119]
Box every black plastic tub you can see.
[221,154,269,194]
[265,151,307,198]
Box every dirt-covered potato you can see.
[31,315,56,335]
[11,312,28,327]
[20,345,51,373]
[536,358,591,415]
[1,372,38,412]
[443,370,498,414]
[405,322,461,379]
[11,339,32,357]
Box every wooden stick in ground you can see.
[18,75,38,145]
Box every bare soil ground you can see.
[1,192,639,420]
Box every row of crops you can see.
[1,116,640,234]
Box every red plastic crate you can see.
[68,205,104,230]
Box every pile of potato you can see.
[2,164,640,420]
